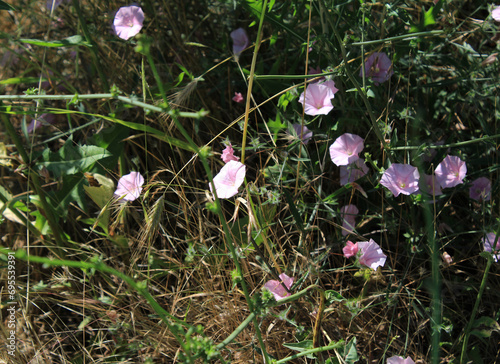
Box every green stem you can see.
[2,248,193,361]
[241,0,269,163]
[351,30,446,46]
[71,0,109,91]
[274,342,344,364]
[460,249,494,363]
[0,112,67,252]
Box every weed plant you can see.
[0,0,499,363]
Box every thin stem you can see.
[459,248,494,363]
[241,0,269,163]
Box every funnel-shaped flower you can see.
[435,155,466,189]
[358,239,387,270]
[263,273,294,301]
[360,52,394,84]
[210,160,246,199]
[380,164,420,197]
[114,172,144,201]
[330,133,364,166]
[298,81,338,116]
[387,356,415,364]
[469,177,491,201]
[112,6,144,40]
[230,28,249,56]
[221,143,240,163]
[419,173,442,197]
[483,232,500,262]
[291,124,313,145]
[493,6,500,21]
[340,204,358,236]
[340,159,369,185]
[343,241,359,258]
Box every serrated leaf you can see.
[20,35,91,48]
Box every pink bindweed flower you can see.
[419,173,443,197]
[291,124,313,145]
[232,92,244,103]
[360,52,394,85]
[221,143,240,163]
[380,164,420,197]
[435,155,467,189]
[27,114,56,133]
[263,273,294,301]
[492,6,500,21]
[114,171,145,201]
[340,205,358,236]
[469,177,491,201]
[340,159,369,185]
[358,239,387,270]
[387,356,416,364]
[343,241,359,258]
[209,160,246,199]
[298,80,338,116]
[483,232,500,262]
[329,133,364,166]
[112,6,144,41]
[230,28,249,56]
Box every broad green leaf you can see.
[54,174,87,219]
[39,139,112,177]
[20,35,91,48]
[325,290,345,304]
[470,316,500,338]
[0,0,15,10]
[83,173,115,229]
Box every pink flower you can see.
[232,92,244,103]
[292,124,313,145]
[230,28,249,56]
[340,159,369,185]
[469,177,491,201]
[387,356,416,364]
[358,239,387,270]
[483,232,500,262]
[380,164,420,197]
[298,81,338,116]
[360,52,394,85]
[329,133,364,166]
[209,160,246,199]
[419,173,443,197]
[263,273,294,301]
[112,6,144,41]
[435,155,467,189]
[221,143,240,163]
[343,241,359,258]
[114,172,145,201]
[492,6,500,21]
[27,114,56,133]
[340,205,358,236]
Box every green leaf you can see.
[0,77,47,85]
[325,290,345,304]
[83,173,115,229]
[39,138,112,177]
[54,174,87,219]
[470,316,500,338]
[20,35,91,48]
[0,0,15,10]
[282,340,315,358]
